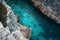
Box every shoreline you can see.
[29,0,60,24]
[15,15,31,39]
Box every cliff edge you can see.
[30,0,60,24]
[0,0,31,40]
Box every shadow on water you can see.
[6,0,60,40]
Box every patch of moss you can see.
[0,4,7,28]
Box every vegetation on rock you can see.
[0,4,7,27]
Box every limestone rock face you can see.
[0,0,31,40]
[30,0,60,24]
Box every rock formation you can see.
[0,0,31,40]
[30,0,60,24]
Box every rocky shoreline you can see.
[0,0,31,40]
[29,0,60,24]
[15,16,31,39]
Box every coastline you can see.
[15,15,31,39]
[29,0,60,24]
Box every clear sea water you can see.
[6,0,60,40]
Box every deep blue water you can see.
[6,0,60,40]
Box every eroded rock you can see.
[30,0,60,24]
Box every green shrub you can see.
[0,4,7,28]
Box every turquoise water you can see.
[6,0,60,40]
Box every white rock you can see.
[0,0,29,40]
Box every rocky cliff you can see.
[29,0,60,24]
[0,0,31,40]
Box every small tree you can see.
[0,4,7,28]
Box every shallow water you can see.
[6,0,60,40]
